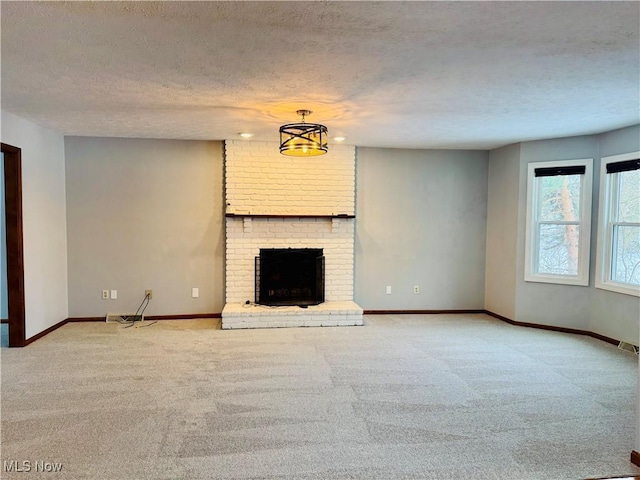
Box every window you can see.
[525,159,593,285]
[596,151,640,297]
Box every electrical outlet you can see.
[191,287,199,298]
[145,290,153,299]
[102,290,109,300]
[110,290,117,300]
[413,285,420,294]
[386,286,392,295]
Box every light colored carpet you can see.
[1,314,638,479]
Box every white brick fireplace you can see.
[222,140,363,329]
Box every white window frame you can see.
[524,158,593,286]
[595,151,640,297]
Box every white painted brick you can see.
[224,140,356,305]
[225,141,355,216]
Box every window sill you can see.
[524,275,589,287]
[595,281,640,297]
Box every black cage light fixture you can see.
[279,109,328,156]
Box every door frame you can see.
[2,142,26,347]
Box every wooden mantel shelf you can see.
[225,213,355,219]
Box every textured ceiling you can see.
[1,1,639,150]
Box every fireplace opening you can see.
[255,248,325,306]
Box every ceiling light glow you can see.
[279,110,328,156]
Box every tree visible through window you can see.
[536,174,581,275]
[525,159,593,286]
[610,166,640,286]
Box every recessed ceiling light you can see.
[333,136,346,142]
[239,132,254,139]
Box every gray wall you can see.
[484,125,640,344]
[515,135,600,331]
[64,137,225,317]
[1,153,7,319]
[485,143,520,319]
[590,125,640,343]
[355,147,488,310]
[515,129,640,342]
[1,110,69,338]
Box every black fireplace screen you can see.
[255,248,325,306]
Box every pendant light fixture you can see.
[279,110,328,156]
